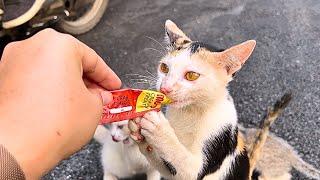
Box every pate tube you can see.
[100,89,171,124]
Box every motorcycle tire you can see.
[58,0,108,35]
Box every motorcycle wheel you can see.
[58,0,108,35]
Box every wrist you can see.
[0,131,42,179]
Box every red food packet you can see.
[100,89,171,124]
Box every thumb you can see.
[100,91,113,105]
[84,78,113,105]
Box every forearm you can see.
[157,141,202,179]
[0,111,62,179]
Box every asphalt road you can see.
[4,0,320,179]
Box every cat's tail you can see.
[93,125,110,144]
[248,92,292,177]
[289,151,320,180]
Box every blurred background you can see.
[0,0,319,179]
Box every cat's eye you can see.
[160,63,169,73]
[185,71,200,81]
[118,125,124,129]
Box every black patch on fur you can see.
[197,125,238,179]
[161,158,177,176]
[224,150,250,180]
[190,41,225,54]
[251,169,261,180]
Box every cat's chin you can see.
[169,100,191,108]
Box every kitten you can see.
[94,121,161,180]
[129,20,256,180]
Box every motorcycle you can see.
[0,0,109,38]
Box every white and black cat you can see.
[94,121,161,180]
[129,20,256,180]
[128,20,320,180]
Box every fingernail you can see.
[100,91,113,105]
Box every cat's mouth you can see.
[112,136,120,142]
[123,137,130,144]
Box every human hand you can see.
[0,29,121,179]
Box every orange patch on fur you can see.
[191,50,231,85]
[237,133,246,153]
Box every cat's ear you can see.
[165,20,191,49]
[217,40,256,75]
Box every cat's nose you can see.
[160,87,172,94]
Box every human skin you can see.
[0,29,121,179]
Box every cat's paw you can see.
[140,111,176,147]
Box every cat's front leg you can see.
[140,111,178,149]
[129,111,202,179]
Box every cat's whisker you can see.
[129,79,150,82]
[131,81,150,87]
[145,69,157,78]
[144,48,165,56]
[145,36,167,52]
[129,77,157,83]
[129,77,158,87]
[125,73,157,80]
[125,73,151,78]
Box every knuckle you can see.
[38,28,75,44]
[60,33,76,41]
[36,28,62,40]
[40,28,58,35]
[3,41,19,52]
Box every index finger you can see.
[76,40,121,90]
